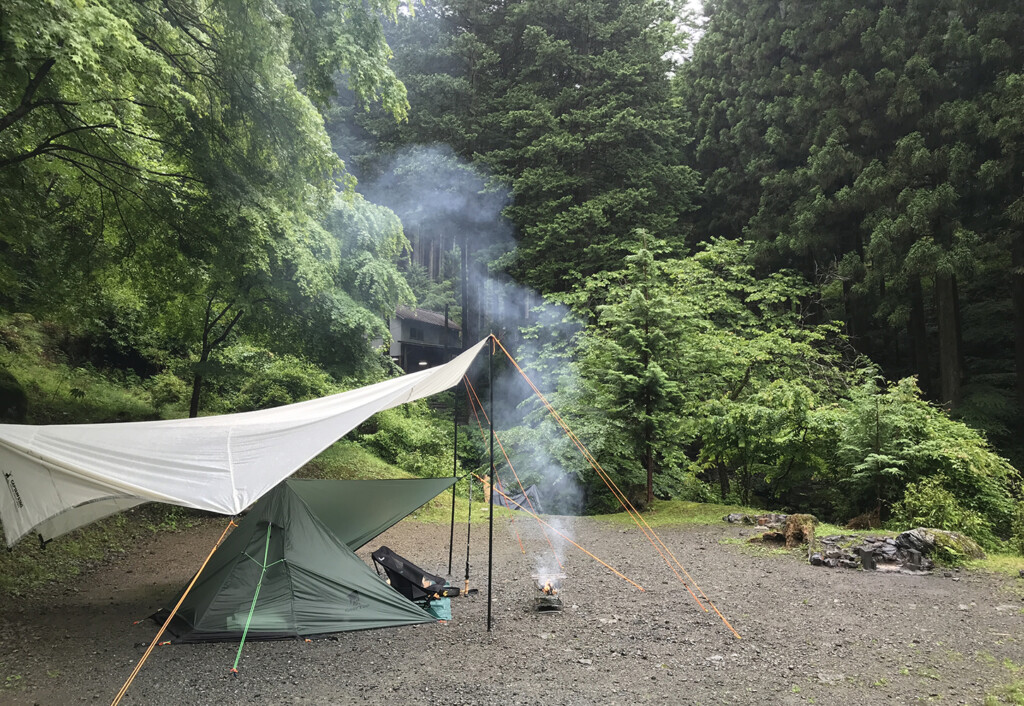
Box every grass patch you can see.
[593,498,761,526]
[966,553,1024,577]
[719,537,801,558]
[0,348,158,425]
[984,682,1024,705]
[297,440,508,525]
[299,441,418,481]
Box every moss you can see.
[928,528,986,565]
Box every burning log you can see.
[532,574,564,612]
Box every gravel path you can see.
[1,514,1023,705]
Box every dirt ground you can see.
[1,514,1023,705]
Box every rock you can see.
[895,528,985,563]
[809,552,824,566]
[857,547,876,570]
[724,513,752,524]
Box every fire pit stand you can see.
[532,573,565,613]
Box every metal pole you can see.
[487,335,495,632]
[464,418,472,597]
[448,377,457,575]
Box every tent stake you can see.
[487,335,495,632]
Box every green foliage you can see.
[193,343,341,415]
[1011,502,1024,556]
[1,0,416,416]
[834,376,1019,544]
[534,238,849,511]
[0,341,157,425]
[146,372,190,415]
[350,0,699,294]
[0,506,203,598]
[681,0,1024,451]
[893,476,996,549]
[298,441,416,481]
[356,402,457,479]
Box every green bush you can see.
[199,344,340,413]
[357,403,454,479]
[1011,501,1024,556]
[893,475,998,550]
[147,371,189,412]
[834,377,1019,539]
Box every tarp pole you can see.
[487,335,495,632]
[464,421,472,596]
[448,378,458,575]
[110,517,237,706]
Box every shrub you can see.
[1011,501,1024,556]
[147,371,189,411]
[357,403,454,479]
[199,344,340,413]
[892,475,998,549]
[834,376,1019,540]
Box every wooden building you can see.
[389,306,461,373]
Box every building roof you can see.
[394,305,461,330]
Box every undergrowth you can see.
[0,505,204,598]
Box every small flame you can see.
[541,580,557,595]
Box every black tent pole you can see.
[487,335,495,632]
[464,413,472,596]
[448,377,457,575]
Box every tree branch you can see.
[0,57,56,135]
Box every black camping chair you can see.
[371,546,460,604]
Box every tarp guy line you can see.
[491,338,705,607]
[465,377,552,561]
[478,475,644,593]
[110,517,238,706]
[493,337,742,640]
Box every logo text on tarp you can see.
[3,471,24,509]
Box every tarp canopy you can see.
[158,477,456,642]
[0,340,487,546]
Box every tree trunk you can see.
[1015,236,1024,412]
[842,277,857,340]
[461,237,472,352]
[646,444,654,507]
[908,276,930,394]
[717,464,730,501]
[188,371,204,418]
[188,298,245,418]
[935,271,962,409]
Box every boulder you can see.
[895,528,985,564]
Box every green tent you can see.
[158,477,456,642]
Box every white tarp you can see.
[0,339,489,547]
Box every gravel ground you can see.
[1,514,1023,705]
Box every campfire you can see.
[532,574,565,612]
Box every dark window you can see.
[409,326,424,341]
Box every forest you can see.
[1,0,1023,556]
